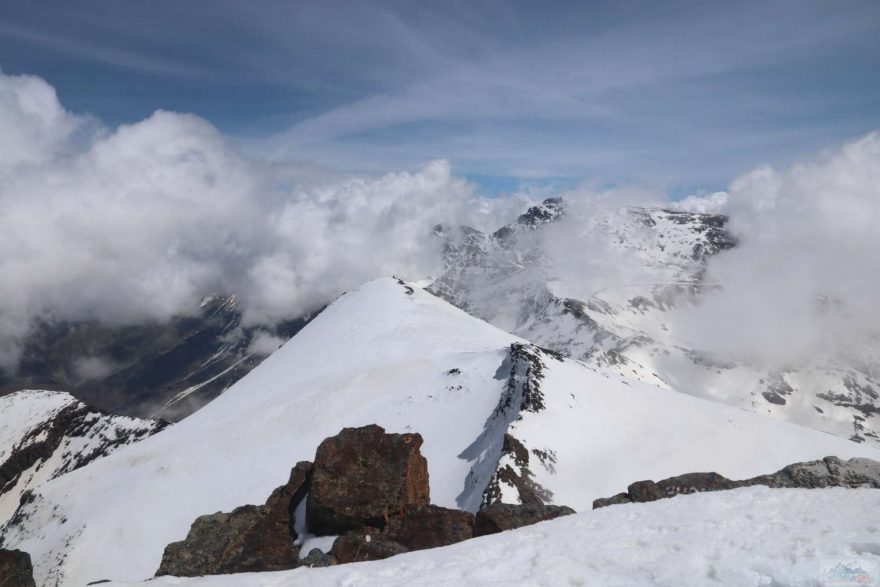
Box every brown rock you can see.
[384,505,474,550]
[0,549,36,587]
[156,461,312,576]
[592,456,880,509]
[307,425,429,535]
[330,528,409,564]
[264,460,314,541]
[474,503,575,537]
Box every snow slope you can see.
[109,487,880,587]
[0,390,163,527]
[2,278,878,586]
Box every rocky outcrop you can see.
[329,506,475,564]
[384,505,475,551]
[156,461,312,576]
[300,548,335,568]
[157,425,574,577]
[330,528,409,564]
[0,398,165,497]
[474,503,575,537]
[516,197,565,227]
[482,433,552,508]
[479,345,560,510]
[0,548,35,587]
[0,391,166,533]
[263,461,313,541]
[593,456,880,509]
[307,425,429,535]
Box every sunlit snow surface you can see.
[2,279,879,586]
[0,390,161,526]
[112,487,880,587]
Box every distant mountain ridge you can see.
[0,296,312,421]
[429,198,880,446]
[3,196,878,447]
[0,390,164,529]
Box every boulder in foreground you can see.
[474,503,575,536]
[307,425,430,535]
[0,549,36,587]
[156,461,312,576]
[384,505,475,550]
[156,425,576,577]
[330,528,409,564]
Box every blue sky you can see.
[0,0,878,196]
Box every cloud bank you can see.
[1,70,878,373]
[681,132,880,364]
[0,71,526,367]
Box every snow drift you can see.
[109,486,880,587]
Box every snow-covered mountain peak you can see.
[3,277,878,586]
[429,199,880,447]
[514,197,565,227]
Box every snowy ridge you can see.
[429,199,880,446]
[0,390,165,529]
[2,278,878,585]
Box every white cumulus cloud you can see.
[0,71,524,368]
[680,132,880,364]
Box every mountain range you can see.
[1,198,879,585]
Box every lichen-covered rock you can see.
[330,528,409,564]
[384,505,474,550]
[474,503,575,536]
[754,456,880,488]
[156,461,312,576]
[300,548,336,568]
[593,456,880,509]
[0,549,36,587]
[307,425,429,535]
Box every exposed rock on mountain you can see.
[480,344,560,508]
[474,503,575,536]
[330,528,408,564]
[156,461,312,577]
[299,548,335,568]
[156,424,567,577]
[157,505,297,577]
[0,297,312,421]
[0,390,165,527]
[383,505,475,551]
[0,548,35,587]
[307,425,430,535]
[593,456,880,508]
[514,196,565,227]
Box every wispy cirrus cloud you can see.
[2,1,878,191]
[0,22,215,79]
